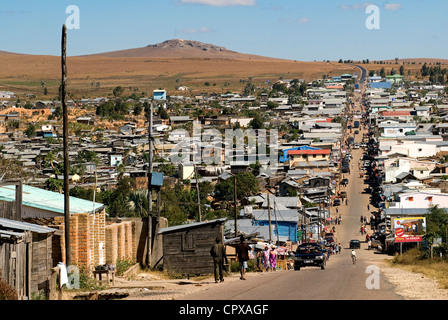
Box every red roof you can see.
[381,111,411,116]
[288,149,331,155]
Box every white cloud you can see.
[179,0,256,6]
[384,3,403,10]
[339,3,373,10]
[280,17,309,24]
[179,27,214,34]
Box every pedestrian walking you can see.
[262,246,270,272]
[235,236,250,280]
[210,236,227,283]
[269,246,278,271]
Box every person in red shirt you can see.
[235,236,250,280]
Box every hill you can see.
[82,39,281,61]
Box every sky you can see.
[0,0,447,61]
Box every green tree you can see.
[44,178,63,193]
[113,86,124,97]
[25,124,37,138]
[215,172,259,202]
[249,113,264,130]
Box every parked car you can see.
[353,143,360,149]
[339,191,347,198]
[293,243,327,270]
[349,240,361,249]
[333,199,341,206]
[325,233,336,244]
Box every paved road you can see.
[355,64,368,84]
[179,84,404,301]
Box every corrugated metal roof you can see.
[0,217,56,234]
[158,218,227,234]
[0,184,105,215]
[0,229,25,240]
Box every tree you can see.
[214,172,259,203]
[133,103,143,117]
[44,177,63,193]
[113,86,124,97]
[249,113,264,130]
[25,124,37,138]
[425,205,448,257]
[399,65,405,76]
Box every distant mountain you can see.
[0,50,21,55]
[81,39,281,60]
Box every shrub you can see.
[116,257,136,276]
[392,248,425,265]
[0,272,18,300]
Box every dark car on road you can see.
[349,240,361,249]
[333,199,341,206]
[294,243,326,270]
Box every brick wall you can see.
[52,210,106,273]
[105,220,136,265]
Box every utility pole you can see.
[146,102,153,268]
[194,162,201,222]
[267,194,272,243]
[61,24,71,267]
[234,175,238,237]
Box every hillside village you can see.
[1,62,448,299]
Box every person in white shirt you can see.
[351,250,357,264]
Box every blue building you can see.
[153,89,166,100]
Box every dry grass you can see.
[0,54,359,99]
[364,58,448,81]
[388,248,448,289]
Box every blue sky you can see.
[0,0,446,61]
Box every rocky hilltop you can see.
[81,39,277,60]
[147,39,231,53]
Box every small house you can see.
[158,218,227,275]
[0,217,57,300]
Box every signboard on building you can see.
[393,217,426,243]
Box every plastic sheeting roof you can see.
[0,184,105,215]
